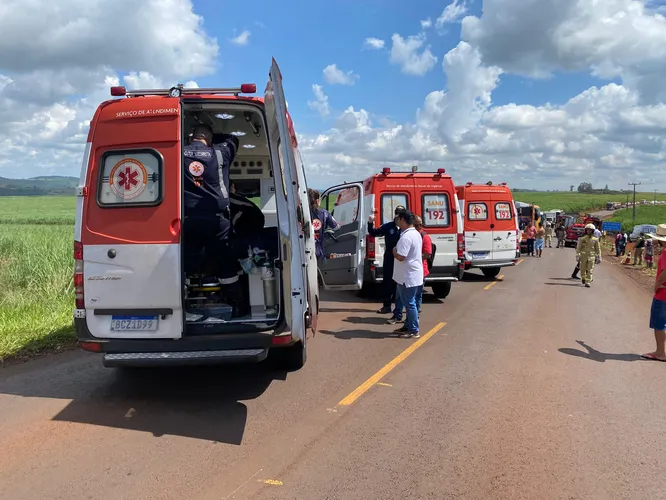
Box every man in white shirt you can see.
[392,209,424,338]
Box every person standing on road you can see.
[615,232,623,257]
[391,209,423,339]
[641,225,666,362]
[575,223,601,287]
[525,223,536,256]
[309,188,339,261]
[535,225,546,258]
[369,206,405,316]
[544,222,554,248]
[555,223,566,248]
[645,237,655,270]
[389,215,432,324]
[633,232,646,266]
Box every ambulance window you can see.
[495,202,513,220]
[323,185,360,225]
[97,150,163,207]
[467,202,488,221]
[422,193,451,227]
[380,194,408,225]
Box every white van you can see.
[73,59,318,370]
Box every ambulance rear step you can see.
[103,348,268,367]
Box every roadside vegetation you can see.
[608,205,666,232]
[0,197,75,361]
[512,191,666,213]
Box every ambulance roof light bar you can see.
[110,83,257,98]
[381,167,391,175]
[437,168,445,174]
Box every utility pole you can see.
[655,189,658,205]
[628,181,641,222]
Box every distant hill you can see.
[0,176,78,196]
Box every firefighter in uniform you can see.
[544,222,554,248]
[575,223,601,287]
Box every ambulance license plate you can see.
[471,252,489,259]
[111,316,158,331]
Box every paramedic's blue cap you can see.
[394,205,406,215]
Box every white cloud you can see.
[421,18,433,29]
[436,0,468,27]
[389,34,438,76]
[0,0,218,83]
[462,0,666,103]
[364,37,385,50]
[307,84,331,117]
[300,0,666,191]
[322,64,360,86]
[0,0,211,178]
[230,30,251,46]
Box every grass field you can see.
[0,196,76,225]
[608,205,666,232]
[0,197,75,361]
[512,192,666,213]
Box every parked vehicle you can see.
[456,182,520,278]
[317,167,464,299]
[74,59,317,370]
[515,202,543,253]
[565,223,586,247]
[629,224,657,242]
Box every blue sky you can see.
[193,0,612,132]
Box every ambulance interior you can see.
[182,103,281,332]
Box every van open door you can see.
[265,58,308,343]
[319,182,365,290]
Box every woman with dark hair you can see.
[308,188,338,260]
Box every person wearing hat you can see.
[544,222,554,248]
[642,224,666,362]
[368,205,405,316]
[575,223,601,287]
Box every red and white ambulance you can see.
[316,167,464,299]
[74,59,318,370]
[455,182,520,278]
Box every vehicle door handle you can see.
[490,224,495,229]
[494,237,502,241]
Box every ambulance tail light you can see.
[74,241,84,309]
[110,86,127,97]
[366,235,376,259]
[240,83,257,94]
[457,233,465,260]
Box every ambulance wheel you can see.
[482,267,501,279]
[432,282,452,299]
[272,340,307,371]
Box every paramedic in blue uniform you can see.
[368,205,405,315]
[183,124,240,285]
[309,188,338,260]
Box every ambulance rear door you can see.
[265,58,308,343]
[490,190,518,261]
[319,182,366,290]
[80,98,183,340]
[463,189,494,262]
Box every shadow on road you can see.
[460,272,498,282]
[544,282,581,287]
[319,328,397,340]
[559,340,644,363]
[0,362,287,444]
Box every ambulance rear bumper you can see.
[75,317,273,367]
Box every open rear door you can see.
[319,182,365,290]
[265,58,308,343]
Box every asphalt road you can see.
[1,248,665,500]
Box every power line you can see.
[628,182,641,222]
